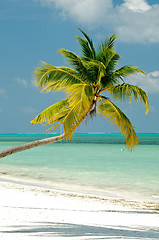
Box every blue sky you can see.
[0,0,159,134]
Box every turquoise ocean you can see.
[0,133,159,202]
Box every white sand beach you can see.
[0,177,159,240]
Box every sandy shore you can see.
[0,178,159,240]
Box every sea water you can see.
[0,133,159,202]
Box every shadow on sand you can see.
[1,221,159,239]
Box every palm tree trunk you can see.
[0,134,65,159]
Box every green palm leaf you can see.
[113,66,145,80]
[98,99,139,149]
[62,84,94,138]
[96,34,117,61]
[76,36,94,59]
[30,98,70,126]
[34,62,84,92]
[105,33,117,49]
[77,28,96,59]
[109,84,149,114]
[59,49,93,83]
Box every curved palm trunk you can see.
[0,134,65,159]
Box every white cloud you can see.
[37,0,159,43]
[0,108,3,113]
[116,4,159,43]
[121,0,151,13]
[127,70,159,93]
[40,0,113,26]
[15,77,28,87]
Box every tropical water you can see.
[0,133,159,202]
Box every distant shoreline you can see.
[0,132,159,136]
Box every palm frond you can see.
[106,52,121,74]
[30,98,70,125]
[78,28,96,59]
[59,49,92,83]
[34,62,83,92]
[76,36,95,59]
[31,84,94,138]
[67,84,94,104]
[60,50,105,85]
[96,34,117,61]
[62,84,94,138]
[100,34,117,51]
[77,58,106,85]
[113,66,145,80]
[95,50,120,87]
[106,33,117,49]
[109,84,149,114]
[98,99,139,149]
[97,48,120,75]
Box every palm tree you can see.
[0,29,148,158]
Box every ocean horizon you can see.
[0,133,159,203]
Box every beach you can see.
[0,134,159,239]
[0,176,159,240]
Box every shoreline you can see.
[0,176,159,239]
[0,174,159,207]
